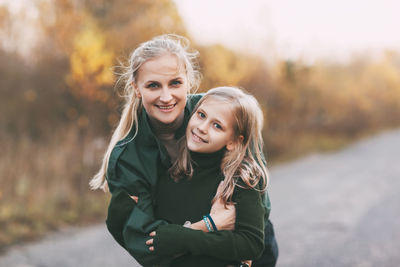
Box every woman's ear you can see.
[226,135,244,151]
[132,82,141,98]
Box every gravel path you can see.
[269,129,400,267]
[1,129,399,267]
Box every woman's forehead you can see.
[137,54,186,81]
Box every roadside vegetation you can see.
[1,0,399,249]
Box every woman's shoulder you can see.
[187,93,204,110]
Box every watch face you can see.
[240,264,250,267]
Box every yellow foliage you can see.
[199,45,259,91]
[67,15,114,102]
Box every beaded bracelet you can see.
[206,214,218,231]
[202,215,213,232]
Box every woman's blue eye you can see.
[147,83,159,88]
[170,80,182,86]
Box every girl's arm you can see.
[149,184,266,261]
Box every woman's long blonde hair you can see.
[90,34,201,191]
[170,87,269,204]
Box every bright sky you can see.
[173,0,400,62]
[2,0,399,62]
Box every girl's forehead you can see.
[201,97,230,106]
[199,98,235,113]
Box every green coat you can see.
[106,94,271,266]
[153,149,265,267]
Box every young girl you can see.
[90,35,277,267]
[146,86,268,267]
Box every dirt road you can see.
[1,129,399,267]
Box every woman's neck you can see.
[148,111,185,163]
[148,112,185,138]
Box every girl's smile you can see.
[186,99,237,153]
[190,130,209,143]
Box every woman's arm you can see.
[106,178,172,266]
[107,162,236,266]
[150,185,266,261]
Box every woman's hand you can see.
[209,181,236,231]
[145,231,156,251]
[210,197,236,231]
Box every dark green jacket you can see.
[106,94,271,266]
[153,150,265,267]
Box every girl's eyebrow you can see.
[197,108,206,114]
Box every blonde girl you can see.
[146,86,269,266]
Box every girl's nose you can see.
[197,121,208,133]
[159,88,173,103]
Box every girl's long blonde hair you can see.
[170,87,269,204]
[90,34,201,191]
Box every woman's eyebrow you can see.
[145,80,161,84]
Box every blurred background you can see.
[1,0,400,251]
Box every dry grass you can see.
[0,126,109,249]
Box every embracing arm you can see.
[152,185,266,261]
[106,175,172,266]
[106,161,233,266]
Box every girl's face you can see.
[134,53,188,125]
[186,99,238,153]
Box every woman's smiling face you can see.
[134,53,188,125]
[186,99,237,153]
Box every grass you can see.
[0,127,110,250]
[0,124,398,250]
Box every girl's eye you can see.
[198,111,206,118]
[213,123,222,130]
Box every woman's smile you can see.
[134,53,188,125]
[155,103,177,112]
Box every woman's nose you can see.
[159,88,173,103]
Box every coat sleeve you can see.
[106,158,171,267]
[152,186,266,261]
[105,94,206,267]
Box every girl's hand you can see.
[145,231,156,251]
[210,182,236,231]
[210,199,236,230]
